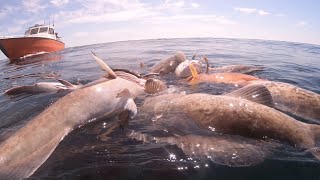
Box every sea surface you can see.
[0,38,320,180]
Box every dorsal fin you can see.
[91,51,117,79]
[140,61,150,70]
[226,84,274,108]
[57,79,77,88]
[144,78,167,94]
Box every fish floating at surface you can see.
[187,63,320,123]
[143,51,186,76]
[4,79,81,96]
[0,52,167,180]
[137,85,320,163]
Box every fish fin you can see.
[186,63,200,85]
[4,86,35,96]
[171,135,277,167]
[0,130,68,180]
[201,56,209,74]
[91,51,117,79]
[308,147,320,160]
[140,61,150,70]
[123,98,138,119]
[116,88,131,98]
[192,52,198,60]
[57,79,77,89]
[226,84,274,108]
[144,78,167,94]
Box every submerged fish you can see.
[129,131,278,167]
[0,52,166,180]
[138,85,320,161]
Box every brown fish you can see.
[0,52,166,180]
[188,64,320,123]
[138,85,320,160]
[150,51,186,75]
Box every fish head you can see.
[175,60,202,78]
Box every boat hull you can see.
[0,37,65,60]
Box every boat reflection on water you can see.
[9,52,62,65]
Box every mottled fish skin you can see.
[191,72,260,86]
[139,93,320,150]
[209,65,264,74]
[150,51,186,75]
[249,80,320,124]
[0,77,143,180]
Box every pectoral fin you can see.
[116,88,131,98]
[186,63,200,85]
[226,84,274,108]
[57,79,78,89]
[91,51,117,79]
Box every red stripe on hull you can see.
[0,37,65,60]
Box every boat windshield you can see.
[30,28,39,35]
[39,27,48,33]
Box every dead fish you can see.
[0,52,166,180]
[4,79,81,96]
[187,63,320,123]
[129,131,279,167]
[209,65,264,74]
[138,85,320,161]
[249,80,320,124]
[175,56,209,78]
[187,63,260,86]
[150,51,186,75]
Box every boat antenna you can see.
[53,16,54,27]
[44,19,46,25]
[49,16,51,26]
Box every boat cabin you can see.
[24,24,61,41]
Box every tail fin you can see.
[186,63,200,85]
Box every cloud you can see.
[297,21,308,27]
[258,10,269,16]
[0,5,17,19]
[234,7,257,14]
[234,7,270,16]
[191,3,200,8]
[50,0,69,7]
[22,0,47,13]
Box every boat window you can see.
[30,28,39,35]
[39,27,48,33]
[49,28,54,35]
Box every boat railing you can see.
[0,35,24,39]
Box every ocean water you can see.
[0,38,320,179]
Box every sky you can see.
[0,0,320,59]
